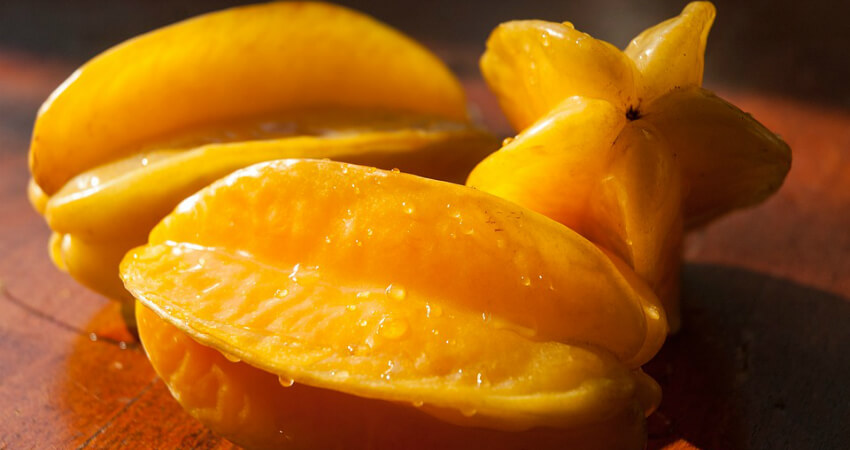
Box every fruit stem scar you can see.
[625,106,641,121]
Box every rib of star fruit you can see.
[136,303,653,450]
[472,1,791,331]
[30,2,475,195]
[27,2,496,306]
[478,0,790,230]
[121,159,665,446]
[469,97,684,330]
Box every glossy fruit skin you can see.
[30,2,470,195]
[28,2,497,308]
[137,303,650,450]
[124,160,663,448]
[471,1,791,331]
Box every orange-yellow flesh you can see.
[31,1,468,194]
[137,303,651,449]
[467,99,682,328]
[125,159,665,368]
[45,112,496,242]
[645,87,792,229]
[624,1,716,105]
[480,20,637,131]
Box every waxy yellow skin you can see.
[28,2,496,305]
[30,2,470,195]
[471,1,791,331]
[125,159,663,448]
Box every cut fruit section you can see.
[124,159,666,369]
[30,2,470,194]
[137,303,654,450]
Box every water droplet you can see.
[358,319,369,327]
[110,361,124,371]
[140,157,149,167]
[502,137,515,146]
[324,235,332,244]
[223,352,241,363]
[346,304,357,311]
[379,318,409,339]
[520,275,531,287]
[646,306,661,320]
[356,291,371,299]
[426,303,443,318]
[476,372,485,387]
[278,375,295,387]
[274,289,289,298]
[366,228,373,237]
[461,407,477,417]
[496,239,506,249]
[412,400,424,408]
[334,370,350,380]
[386,284,407,301]
[88,333,98,342]
[355,239,362,247]
[391,168,400,173]
[402,202,415,215]
[118,341,127,350]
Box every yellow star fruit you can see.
[470,1,791,331]
[123,159,663,449]
[27,2,496,308]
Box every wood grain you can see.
[0,51,848,449]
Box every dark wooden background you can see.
[1,1,849,449]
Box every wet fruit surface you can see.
[136,304,651,450]
[471,1,791,330]
[123,159,663,447]
[28,2,496,307]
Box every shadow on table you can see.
[646,263,850,450]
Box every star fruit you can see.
[469,1,791,331]
[27,2,496,311]
[123,159,665,449]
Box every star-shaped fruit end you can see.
[469,1,791,332]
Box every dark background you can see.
[0,0,848,109]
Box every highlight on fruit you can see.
[27,1,498,313]
[471,0,790,332]
[26,1,790,449]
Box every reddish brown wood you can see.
[1,51,848,449]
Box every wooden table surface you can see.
[1,51,849,449]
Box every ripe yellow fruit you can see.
[28,2,496,306]
[471,1,790,331]
[124,159,663,448]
